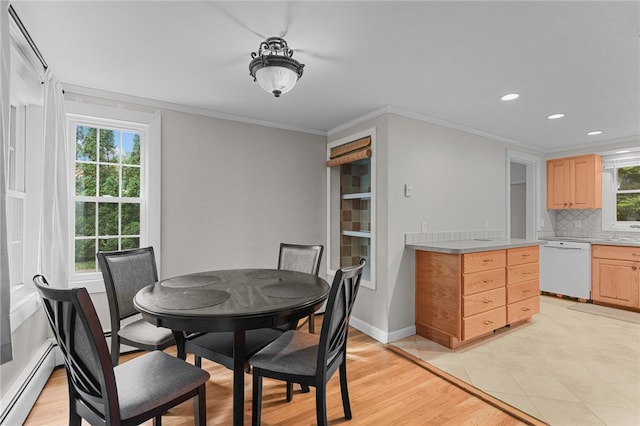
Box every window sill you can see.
[10,288,40,333]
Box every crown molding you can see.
[61,83,327,137]
[328,105,548,153]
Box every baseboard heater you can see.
[0,339,60,425]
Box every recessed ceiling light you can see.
[587,130,603,136]
[501,93,519,101]
[547,113,565,120]
[616,150,630,154]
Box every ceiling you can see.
[12,1,640,153]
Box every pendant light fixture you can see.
[249,36,305,97]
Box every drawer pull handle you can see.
[521,307,531,312]
[522,272,533,275]
[483,320,493,326]
[482,259,494,263]
[522,289,531,293]
[522,254,530,257]
[483,299,493,304]
[482,279,493,284]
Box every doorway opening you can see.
[506,150,540,240]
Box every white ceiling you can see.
[12,1,640,152]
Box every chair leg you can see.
[252,372,262,426]
[194,355,202,368]
[286,381,293,402]
[308,313,315,334]
[110,335,120,366]
[68,404,82,426]
[195,384,206,426]
[339,363,352,419]
[152,415,162,425]
[315,383,328,426]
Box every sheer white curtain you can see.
[1,0,13,365]
[38,70,69,289]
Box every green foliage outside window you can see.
[616,166,640,222]
[74,125,142,273]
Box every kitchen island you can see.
[408,239,543,349]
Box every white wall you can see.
[511,183,526,238]
[160,109,327,278]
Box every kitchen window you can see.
[326,129,376,289]
[602,151,640,232]
[66,102,161,290]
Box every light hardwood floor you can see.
[25,324,537,425]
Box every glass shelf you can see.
[342,192,372,200]
[342,230,372,238]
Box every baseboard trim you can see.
[349,316,415,344]
[0,339,60,425]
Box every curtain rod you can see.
[8,4,48,70]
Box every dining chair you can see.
[97,247,174,366]
[184,243,324,371]
[250,259,366,426]
[277,243,324,333]
[33,274,209,426]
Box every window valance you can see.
[326,136,371,167]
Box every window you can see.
[614,165,640,222]
[6,13,45,330]
[326,129,376,289]
[73,123,143,273]
[602,151,640,232]
[66,102,161,290]
[7,105,26,291]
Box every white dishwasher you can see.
[540,240,591,299]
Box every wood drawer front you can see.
[508,246,539,266]
[508,262,539,285]
[507,297,540,323]
[507,280,539,304]
[463,287,505,317]
[463,250,506,274]
[463,268,506,295]
[463,306,506,341]
[592,245,640,262]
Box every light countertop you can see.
[540,236,640,247]
[406,239,543,254]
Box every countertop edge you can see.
[406,240,543,254]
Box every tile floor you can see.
[391,296,640,426]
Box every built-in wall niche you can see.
[327,129,376,289]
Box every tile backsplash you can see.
[405,229,504,245]
[547,209,639,240]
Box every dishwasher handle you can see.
[542,246,585,250]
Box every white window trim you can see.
[65,101,161,293]
[326,128,376,290]
[8,20,45,330]
[601,149,640,232]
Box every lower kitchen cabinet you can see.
[592,245,640,310]
[415,244,539,349]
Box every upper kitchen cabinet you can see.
[547,154,602,209]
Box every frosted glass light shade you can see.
[255,66,299,97]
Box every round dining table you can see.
[134,268,330,426]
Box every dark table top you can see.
[134,268,331,332]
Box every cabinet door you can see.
[547,159,570,209]
[592,259,640,308]
[571,155,601,209]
